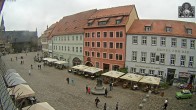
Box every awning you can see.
[83,67,103,74]
[4,69,17,77]
[72,65,89,71]
[54,61,68,65]
[43,58,52,61]
[139,76,161,85]
[4,72,20,81]
[120,73,143,82]
[22,102,55,110]
[47,59,58,63]
[8,84,35,100]
[7,76,27,87]
[102,71,125,78]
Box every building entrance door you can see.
[167,68,176,85]
[103,63,110,71]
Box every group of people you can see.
[95,97,119,110]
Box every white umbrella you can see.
[102,71,125,78]
[120,73,143,82]
[139,76,161,85]
[22,102,55,110]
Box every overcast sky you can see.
[1,0,196,37]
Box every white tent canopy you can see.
[22,102,55,110]
[120,73,143,82]
[43,58,52,61]
[102,71,126,78]
[8,84,35,100]
[54,61,68,65]
[7,77,27,87]
[72,65,89,71]
[4,72,20,81]
[83,67,103,74]
[4,69,17,77]
[47,59,58,63]
[139,76,161,85]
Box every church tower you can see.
[0,16,5,31]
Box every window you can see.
[96,62,99,68]
[97,52,100,58]
[130,67,136,73]
[72,36,74,41]
[132,51,137,61]
[104,32,107,37]
[68,36,69,41]
[68,46,70,51]
[97,32,100,37]
[181,39,187,48]
[180,55,186,66]
[116,54,122,60]
[59,46,60,50]
[158,71,164,77]
[64,46,66,51]
[141,52,147,62]
[140,69,145,74]
[76,36,78,41]
[189,56,194,67]
[62,46,63,51]
[80,35,82,40]
[160,37,166,46]
[160,53,165,64]
[92,42,95,47]
[186,29,192,34]
[112,65,120,71]
[72,47,74,52]
[92,32,95,37]
[98,21,107,25]
[141,36,147,45]
[92,52,95,57]
[171,38,177,47]
[103,42,107,48]
[151,37,157,46]
[110,42,113,48]
[103,53,107,59]
[170,54,176,65]
[132,36,138,44]
[190,40,195,49]
[116,20,122,24]
[76,47,78,52]
[145,26,151,31]
[80,47,82,53]
[116,43,123,49]
[150,53,156,63]
[87,42,90,47]
[149,70,155,75]
[97,42,101,47]
[64,37,66,41]
[120,31,123,37]
[110,32,113,37]
[116,32,119,37]
[166,27,172,32]
[109,54,113,59]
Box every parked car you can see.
[176,90,192,99]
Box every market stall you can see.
[22,102,55,110]
[102,71,126,86]
[120,73,143,89]
[54,61,68,69]
[71,65,89,74]
[83,67,103,79]
[5,74,27,87]
[47,59,58,66]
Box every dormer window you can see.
[166,27,172,32]
[116,16,123,24]
[145,26,151,31]
[98,18,109,26]
[186,28,192,34]
[88,20,94,26]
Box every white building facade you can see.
[126,20,196,85]
[51,34,83,67]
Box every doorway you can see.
[167,68,176,85]
[103,63,110,72]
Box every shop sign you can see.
[179,72,190,78]
[135,64,160,69]
[157,48,189,54]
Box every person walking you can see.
[38,65,40,70]
[163,98,168,110]
[105,88,108,97]
[66,78,69,84]
[95,97,100,108]
[31,64,33,69]
[28,69,31,75]
[40,65,42,69]
[109,82,112,91]
[88,87,91,94]
[21,61,22,64]
[103,103,107,110]
[116,102,119,110]
[86,85,88,94]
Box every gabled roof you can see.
[127,19,196,38]
[89,5,134,19]
[43,22,58,40]
[51,9,97,36]
[85,5,135,28]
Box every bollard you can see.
[139,104,143,109]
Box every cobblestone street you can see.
[1,52,196,110]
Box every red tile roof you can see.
[85,5,134,28]
[89,5,134,19]
[127,19,196,38]
[51,9,97,36]
[41,22,58,39]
